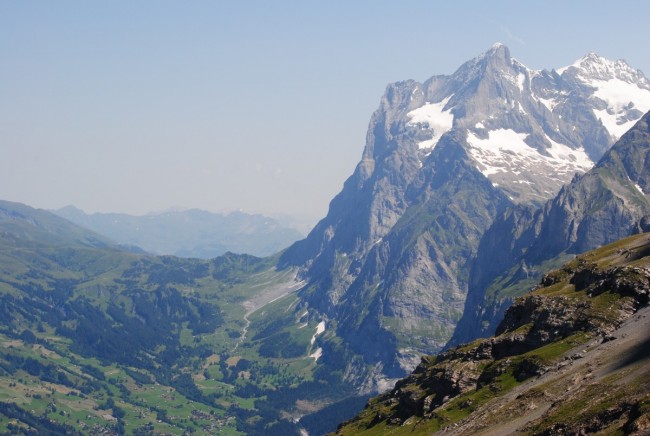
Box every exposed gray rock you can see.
[451,111,650,346]
[279,45,650,387]
[336,237,650,434]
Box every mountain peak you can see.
[281,47,650,388]
[451,43,515,86]
[557,52,609,73]
[482,42,511,63]
[558,52,647,86]
[489,42,507,52]
[57,204,86,215]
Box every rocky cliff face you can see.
[336,233,650,435]
[332,136,511,378]
[451,111,650,346]
[280,45,650,387]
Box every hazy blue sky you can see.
[2,1,649,220]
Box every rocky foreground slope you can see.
[335,233,650,435]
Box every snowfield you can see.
[407,95,454,150]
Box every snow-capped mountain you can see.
[406,43,650,204]
[559,52,650,138]
[279,45,650,389]
[450,111,650,348]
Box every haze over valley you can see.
[2,2,650,435]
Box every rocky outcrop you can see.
[335,233,650,435]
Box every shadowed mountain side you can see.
[450,110,650,347]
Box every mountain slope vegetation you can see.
[336,233,650,435]
[0,200,353,435]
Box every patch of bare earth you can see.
[442,306,650,435]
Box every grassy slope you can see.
[336,233,650,435]
[0,201,334,434]
[0,201,369,435]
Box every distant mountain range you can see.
[0,198,319,434]
[53,206,305,258]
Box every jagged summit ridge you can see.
[557,52,650,140]
[400,44,650,204]
[280,46,650,388]
[558,52,649,84]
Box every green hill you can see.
[0,201,342,435]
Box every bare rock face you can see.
[279,45,650,387]
[451,111,650,347]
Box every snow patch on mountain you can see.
[556,53,650,139]
[590,79,650,137]
[466,129,593,192]
[407,95,454,150]
[310,321,326,346]
[308,321,326,361]
[309,347,323,361]
[630,176,647,196]
[537,96,559,112]
[635,183,645,196]
[517,73,526,92]
[467,129,529,176]
[546,138,593,170]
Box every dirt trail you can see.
[443,306,650,435]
